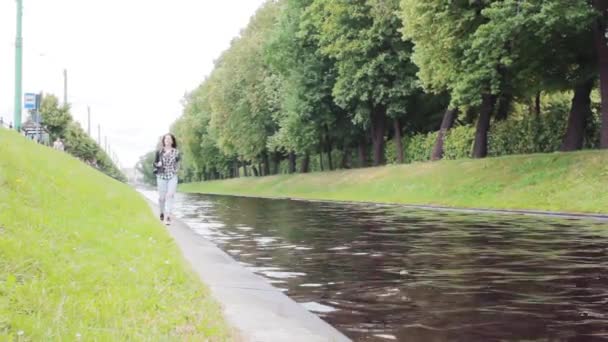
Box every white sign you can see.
[24,93,36,110]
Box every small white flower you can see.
[17,330,24,336]
[164,260,170,265]
[76,332,82,339]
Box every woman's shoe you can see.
[166,216,171,225]
[160,213,164,221]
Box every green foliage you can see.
[386,126,473,164]
[386,131,437,164]
[400,0,489,103]
[39,96,71,139]
[64,121,97,162]
[39,95,125,182]
[443,125,476,160]
[406,132,437,163]
[400,0,597,106]
[489,95,601,156]
[489,112,565,156]
[267,0,349,155]
[208,1,282,161]
[307,0,418,122]
[385,91,602,162]
[162,0,607,181]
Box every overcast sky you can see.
[0,0,266,168]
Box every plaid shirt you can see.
[158,148,180,180]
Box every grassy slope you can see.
[182,150,608,214]
[0,129,231,341]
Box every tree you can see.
[306,0,419,166]
[39,94,125,181]
[401,0,505,159]
[472,1,597,151]
[592,0,608,148]
[208,1,283,172]
[40,95,71,140]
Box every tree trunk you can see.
[263,152,270,176]
[495,92,513,121]
[272,152,280,175]
[393,117,404,164]
[258,163,264,176]
[288,151,296,173]
[358,136,368,168]
[432,107,459,161]
[560,78,594,151]
[324,124,333,170]
[252,165,259,177]
[472,94,497,158]
[319,150,324,172]
[535,92,541,116]
[300,153,310,173]
[233,160,240,178]
[370,106,387,166]
[594,0,608,148]
[326,143,333,171]
[243,163,249,177]
[341,146,350,169]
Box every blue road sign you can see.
[24,93,37,110]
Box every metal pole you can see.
[63,69,68,105]
[14,0,23,131]
[97,124,101,145]
[87,106,91,136]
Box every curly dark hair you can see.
[162,133,178,148]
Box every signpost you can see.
[24,93,36,110]
[24,92,43,142]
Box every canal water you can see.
[141,190,608,341]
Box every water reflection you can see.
[143,190,608,341]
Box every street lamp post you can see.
[14,0,23,131]
[63,69,68,105]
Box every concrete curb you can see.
[144,199,351,342]
[182,192,608,222]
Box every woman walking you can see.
[155,133,180,225]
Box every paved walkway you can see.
[146,201,351,342]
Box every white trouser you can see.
[157,176,178,216]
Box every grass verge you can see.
[0,128,232,341]
[181,150,608,214]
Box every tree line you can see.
[145,0,608,182]
[38,95,126,182]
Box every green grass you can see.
[0,129,232,341]
[181,150,608,214]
